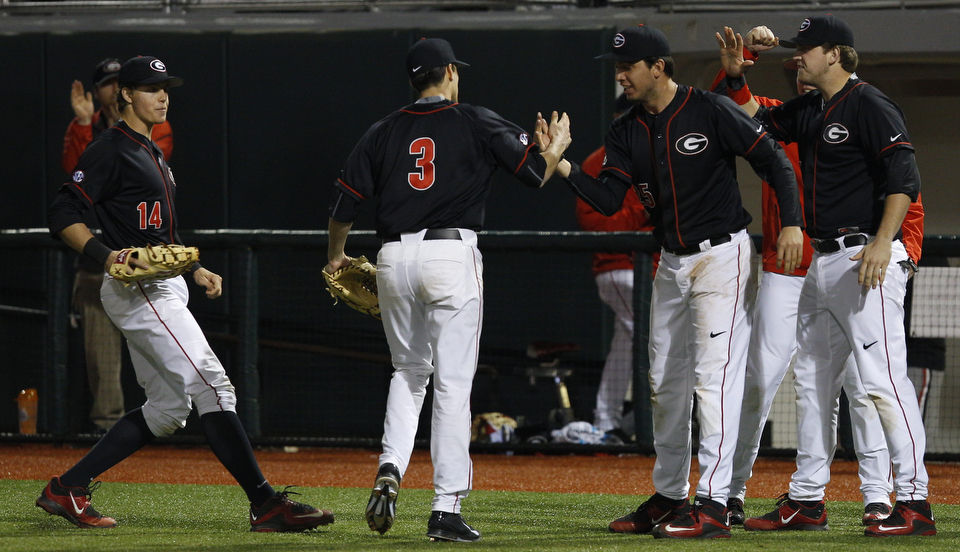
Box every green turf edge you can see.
[0,479,955,551]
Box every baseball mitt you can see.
[108,244,199,285]
[322,255,380,319]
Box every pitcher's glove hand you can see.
[322,255,380,319]
[109,244,199,285]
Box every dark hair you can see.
[827,44,859,73]
[410,65,447,92]
[641,56,674,77]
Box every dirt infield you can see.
[4,443,959,503]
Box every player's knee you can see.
[393,361,434,378]
[194,385,237,415]
[142,405,190,437]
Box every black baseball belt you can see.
[811,233,868,254]
[663,233,733,256]
[382,228,462,244]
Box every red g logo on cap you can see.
[613,33,625,48]
[150,59,167,72]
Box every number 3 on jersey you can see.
[137,201,163,229]
[408,137,436,190]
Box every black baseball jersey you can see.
[565,84,802,251]
[49,120,181,249]
[758,77,920,239]
[329,98,546,236]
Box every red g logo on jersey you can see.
[822,123,850,144]
[676,133,709,155]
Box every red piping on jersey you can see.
[665,88,694,248]
[513,143,537,175]
[879,284,921,498]
[600,166,631,179]
[812,82,866,235]
[337,178,366,200]
[744,132,766,155]
[705,238,742,498]
[117,126,176,243]
[400,102,459,115]
[71,182,94,206]
[880,141,911,154]
[137,281,225,411]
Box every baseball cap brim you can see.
[779,38,808,49]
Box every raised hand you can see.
[744,25,779,54]
[535,111,551,151]
[714,26,754,78]
[70,80,95,125]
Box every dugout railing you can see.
[1,229,959,461]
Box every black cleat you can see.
[365,463,401,535]
[727,497,744,525]
[427,510,481,542]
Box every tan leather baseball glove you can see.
[108,244,199,285]
[322,255,380,319]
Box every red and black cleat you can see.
[36,477,117,528]
[652,497,731,539]
[862,502,892,526]
[250,486,335,532]
[864,500,936,537]
[744,493,828,531]
[609,492,688,534]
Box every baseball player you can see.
[721,16,935,536]
[326,38,571,542]
[63,57,175,434]
[42,55,333,532]
[552,24,804,539]
[712,25,926,527]
[576,93,656,440]
[63,57,173,174]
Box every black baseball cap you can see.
[406,38,470,79]
[92,58,122,87]
[780,15,854,48]
[595,25,670,62]
[118,56,184,88]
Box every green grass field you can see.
[0,479,955,551]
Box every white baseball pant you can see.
[376,228,482,514]
[593,268,634,433]
[730,271,892,505]
[100,275,237,438]
[790,237,928,502]
[649,229,751,503]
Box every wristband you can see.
[725,75,753,106]
[82,237,113,269]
